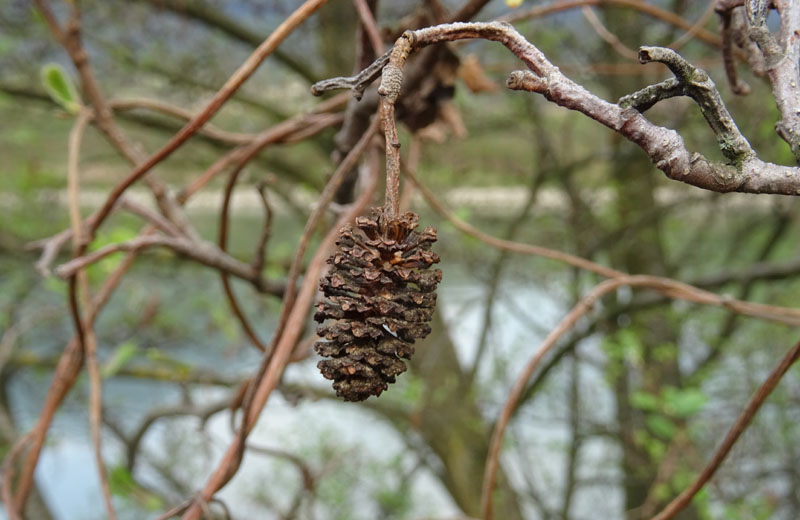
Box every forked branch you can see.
[319,21,800,195]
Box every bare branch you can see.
[353,0,384,55]
[65,105,117,520]
[581,7,639,61]
[320,21,800,194]
[54,235,284,295]
[480,276,800,519]
[500,0,723,49]
[179,154,380,520]
[82,0,331,247]
[311,50,391,99]
[109,98,255,145]
[635,46,754,161]
[717,3,752,95]
[651,338,800,520]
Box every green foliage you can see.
[40,63,81,114]
[645,414,676,440]
[630,390,659,412]
[721,494,776,520]
[662,386,707,418]
[372,456,413,518]
[108,465,163,511]
[631,386,707,419]
[101,341,139,378]
[86,224,140,282]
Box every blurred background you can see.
[2,1,800,519]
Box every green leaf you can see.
[40,63,81,114]
[101,341,139,378]
[108,465,137,497]
[108,465,164,510]
[646,414,676,440]
[630,390,659,411]
[663,386,707,418]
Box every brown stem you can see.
[218,148,269,353]
[81,0,331,244]
[353,0,384,54]
[649,338,800,520]
[479,276,798,518]
[381,97,401,218]
[271,114,380,350]
[65,109,117,519]
[500,0,722,49]
[179,158,379,520]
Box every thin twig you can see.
[404,167,623,279]
[81,0,332,244]
[353,0,384,55]
[179,156,379,520]
[55,235,284,295]
[311,50,391,99]
[581,7,639,60]
[251,183,273,277]
[218,147,269,352]
[499,0,722,48]
[270,114,380,352]
[650,338,800,520]
[668,0,716,50]
[176,109,344,204]
[65,108,118,520]
[479,275,791,518]
[109,98,255,145]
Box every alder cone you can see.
[314,209,442,401]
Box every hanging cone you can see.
[314,208,442,401]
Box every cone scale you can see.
[314,208,441,401]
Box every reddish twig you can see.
[271,114,380,348]
[499,0,722,49]
[33,0,193,237]
[179,155,379,520]
[176,108,345,204]
[109,97,255,145]
[668,0,716,50]
[0,431,31,520]
[353,0,384,55]
[79,0,332,244]
[581,7,639,60]
[251,184,273,276]
[8,249,138,514]
[65,108,117,519]
[650,338,800,520]
[404,166,623,279]
[218,149,270,352]
[479,274,800,518]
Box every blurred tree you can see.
[2,1,800,520]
